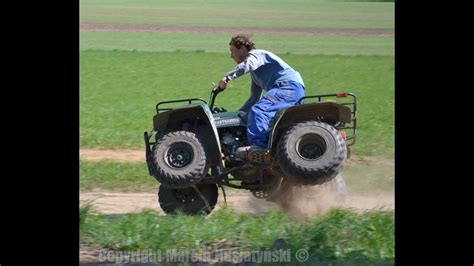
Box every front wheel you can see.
[158,184,218,215]
[151,131,208,188]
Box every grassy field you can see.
[80,50,394,157]
[80,160,158,191]
[81,205,394,264]
[80,0,394,29]
[80,0,394,158]
[80,31,394,56]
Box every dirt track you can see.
[79,148,394,215]
[80,148,145,163]
[80,189,393,215]
[80,23,394,36]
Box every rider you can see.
[218,34,305,161]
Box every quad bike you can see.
[144,85,357,215]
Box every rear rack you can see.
[298,93,358,146]
[155,98,207,113]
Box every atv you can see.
[144,85,357,215]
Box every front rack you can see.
[155,98,207,113]
[299,92,358,146]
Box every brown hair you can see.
[229,34,256,50]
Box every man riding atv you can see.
[219,34,306,163]
[143,34,357,215]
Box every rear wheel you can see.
[278,121,346,185]
[158,184,218,215]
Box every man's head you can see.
[229,34,256,64]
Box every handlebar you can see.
[209,86,225,113]
[212,86,224,94]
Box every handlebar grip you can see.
[213,86,224,93]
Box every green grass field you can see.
[80,31,394,56]
[80,161,158,191]
[80,0,394,158]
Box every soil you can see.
[80,23,394,36]
[80,148,144,163]
[80,188,393,215]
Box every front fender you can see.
[152,103,223,170]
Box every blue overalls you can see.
[223,49,305,148]
[247,81,305,148]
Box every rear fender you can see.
[267,102,352,151]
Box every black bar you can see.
[155,98,207,113]
[144,132,153,176]
[299,92,358,147]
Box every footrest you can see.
[248,149,270,164]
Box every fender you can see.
[267,101,352,150]
[151,103,224,171]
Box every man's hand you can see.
[219,78,228,90]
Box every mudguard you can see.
[267,101,352,150]
[150,103,224,171]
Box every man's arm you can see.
[239,80,262,112]
[224,52,260,80]
[219,52,262,89]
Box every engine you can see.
[219,127,246,156]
